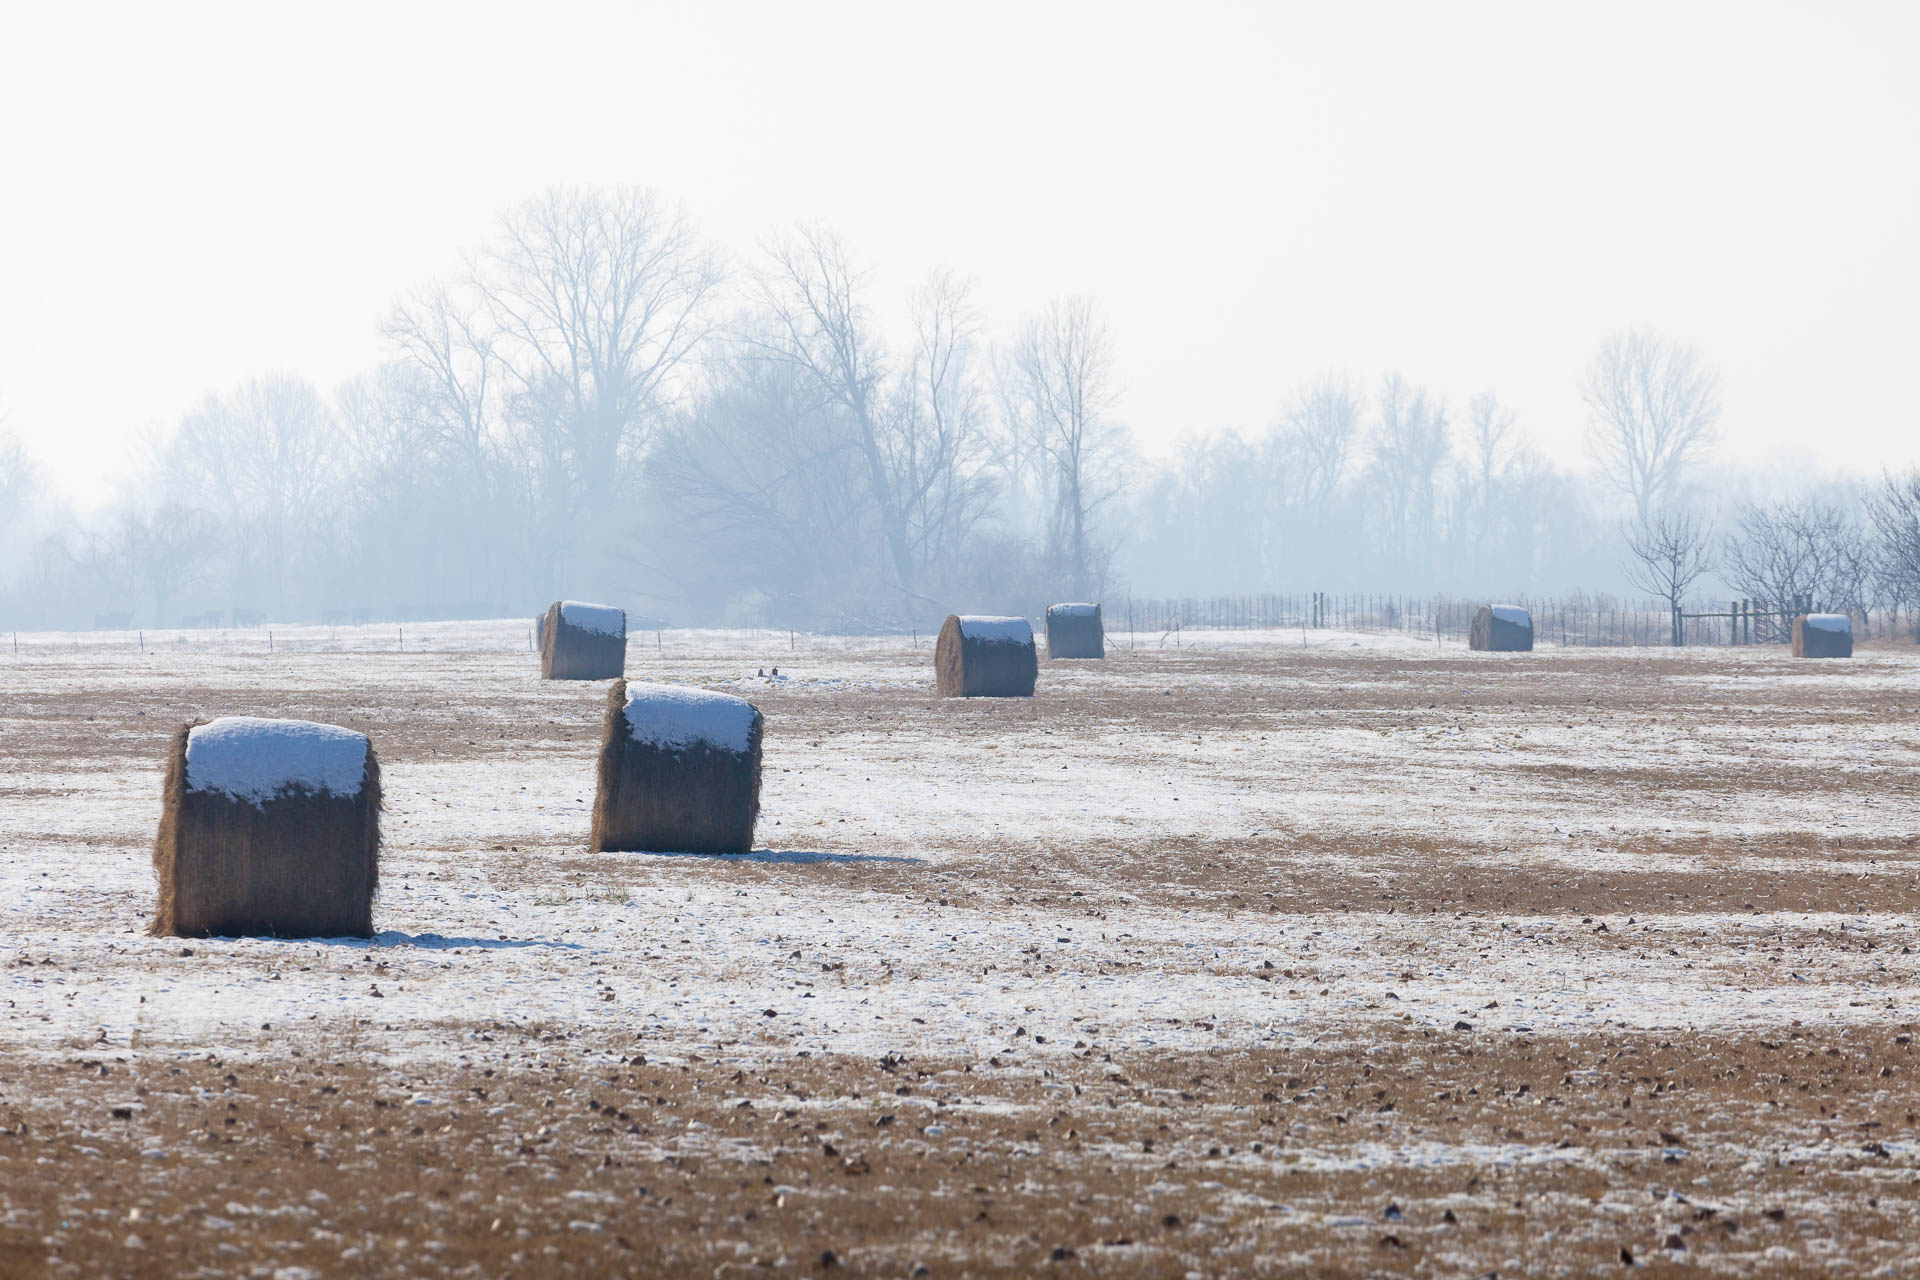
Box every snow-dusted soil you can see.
[3,624,1918,1277]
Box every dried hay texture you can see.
[1045,603,1105,659]
[590,678,763,854]
[1793,614,1853,658]
[541,601,627,680]
[935,614,1038,697]
[150,722,380,939]
[1469,604,1534,652]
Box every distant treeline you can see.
[1,186,1918,636]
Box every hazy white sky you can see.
[2,0,1916,505]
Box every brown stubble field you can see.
[2,625,1917,1277]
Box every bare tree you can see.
[1868,470,1920,639]
[1622,509,1714,644]
[335,366,438,503]
[1281,376,1362,509]
[477,187,722,581]
[0,426,36,557]
[165,376,343,617]
[85,503,218,627]
[750,233,999,611]
[891,270,995,585]
[753,225,916,595]
[1583,330,1721,524]
[1367,373,1449,583]
[1722,497,1871,626]
[1461,391,1519,584]
[647,344,876,620]
[383,281,502,483]
[1005,297,1128,597]
[987,348,1050,543]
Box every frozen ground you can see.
[2,624,1918,1276]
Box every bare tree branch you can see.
[1004,297,1128,597]
[1621,508,1714,642]
[1868,470,1920,639]
[1583,330,1720,524]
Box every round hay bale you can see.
[1469,604,1534,652]
[541,600,627,680]
[151,716,380,938]
[591,679,763,854]
[935,614,1037,697]
[1793,613,1853,658]
[1045,602,1105,659]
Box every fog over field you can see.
[5,9,1920,1276]
[1,2,1918,633]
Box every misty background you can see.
[2,2,1917,634]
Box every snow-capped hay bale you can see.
[151,716,379,939]
[1793,612,1853,658]
[935,614,1038,697]
[1045,602,1105,659]
[591,679,763,854]
[541,599,626,680]
[1469,604,1534,652]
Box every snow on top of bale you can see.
[1491,605,1532,626]
[1046,603,1099,618]
[622,682,759,752]
[185,716,370,804]
[1805,613,1851,632]
[560,601,626,637]
[956,616,1033,644]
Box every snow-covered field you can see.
[3,624,1917,1277]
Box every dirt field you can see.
[3,623,1917,1277]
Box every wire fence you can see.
[1114,592,1914,648]
[8,595,1916,658]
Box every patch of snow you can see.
[1491,605,1531,627]
[1804,613,1850,633]
[956,615,1033,645]
[1046,603,1099,618]
[622,682,759,752]
[185,717,370,804]
[559,601,625,638]
[6,621,1919,1077]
